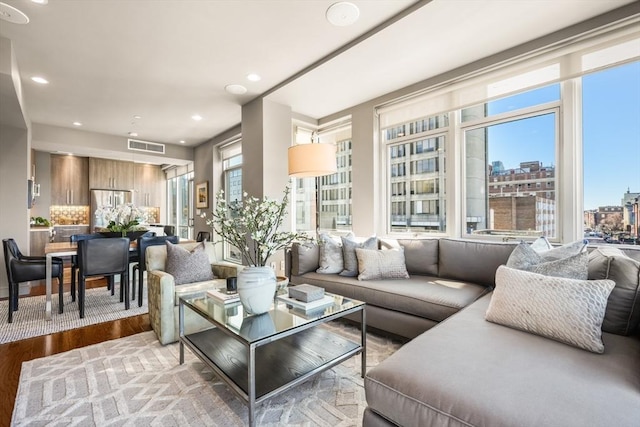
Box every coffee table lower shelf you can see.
[183,325,361,401]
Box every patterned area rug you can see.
[12,322,403,426]
[0,287,148,344]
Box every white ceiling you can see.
[0,0,636,161]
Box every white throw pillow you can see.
[486,266,615,353]
[355,248,409,281]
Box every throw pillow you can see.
[165,241,214,285]
[588,247,640,336]
[529,236,553,252]
[355,248,410,281]
[486,265,615,353]
[316,233,344,274]
[506,240,588,279]
[340,235,377,277]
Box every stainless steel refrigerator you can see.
[90,189,133,231]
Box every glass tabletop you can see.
[180,289,364,344]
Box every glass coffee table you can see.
[178,289,366,427]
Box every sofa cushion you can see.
[365,294,640,427]
[316,233,344,274]
[487,266,615,353]
[340,235,377,277]
[356,248,409,281]
[438,238,516,287]
[290,242,320,275]
[165,242,214,285]
[146,241,216,272]
[588,246,640,336]
[292,271,490,322]
[396,239,439,276]
[506,240,588,279]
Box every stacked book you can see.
[207,288,240,304]
[276,284,334,313]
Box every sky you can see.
[485,61,640,210]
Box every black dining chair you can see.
[2,238,64,322]
[163,225,176,236]
[77,237,130,318]
[196,231,211,242]
[70,233,104,301]
[131,235,179,307]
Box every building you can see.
[488,161,555,200]
[622,189,640,236]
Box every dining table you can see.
[43,240,138,321]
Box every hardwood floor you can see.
[0,272,152,427]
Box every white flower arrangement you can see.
[202,185,311,267]
[95,203,148,233]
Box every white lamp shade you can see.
[288,143,337,177]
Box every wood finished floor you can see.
[0,270,152,427]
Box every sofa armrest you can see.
[147,270,178,345]
[212,261,243,279]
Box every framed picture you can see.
[196,181,209,209]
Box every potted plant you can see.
[203,185,310,314]
[95,204,149,238]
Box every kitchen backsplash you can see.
[50,205,90,225]
[50,205,159,226]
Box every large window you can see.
[223,153,243,263]
[167,170,193,239]
[384,115,447,233]
[583,61,640,244]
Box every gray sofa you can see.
[287,238,640,426]
[288,238,518,339]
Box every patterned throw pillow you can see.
[165,242,214,285]
[340,235,377,277]
[486,266,615,353]
[506,240,588,279]
[355,248,409,281]
[316,233,346,274]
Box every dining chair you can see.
[70,233,104,301]
[131,235,179,307]
[77,237,130,318]
[196,231,211,242]
[2,238,64,322]
[163,225,176,236]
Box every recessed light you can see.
[133,115,141,119]
[225,84,247,95]
[31,76,49,84]
[326,2,359,27]
[72,122,82,126]
[128,132,138,137]
[191,115,203,121]
[31,0,48,4]
[0,3,29,24]
[247,73,261,82]
[179,140,186,144]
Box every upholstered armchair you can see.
[145,241,242,344]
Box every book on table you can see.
[207,288,240,304]
[276,294,335,312]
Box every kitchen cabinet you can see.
[51,155,89,205]
[30,227,53,256]
[89,158,134,190]
[133,163,163,207]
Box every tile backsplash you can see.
[50,205,90,225]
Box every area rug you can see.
[0,287,148,344]
[12,322,403,426]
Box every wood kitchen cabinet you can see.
[89,158,134,190]
[133,163,163,207]
[51,154,89,205]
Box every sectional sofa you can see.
[286,237,640,427]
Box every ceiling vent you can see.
[128,138,165,154]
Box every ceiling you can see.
[0,0,636,162]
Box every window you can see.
[166,169,193,239]
[223,153,243,263]
[583,61,640,241]
[384,116,447,233]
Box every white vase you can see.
[237,266,276,315]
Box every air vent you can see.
[128,138,165,154]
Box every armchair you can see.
[145,241,242,344]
